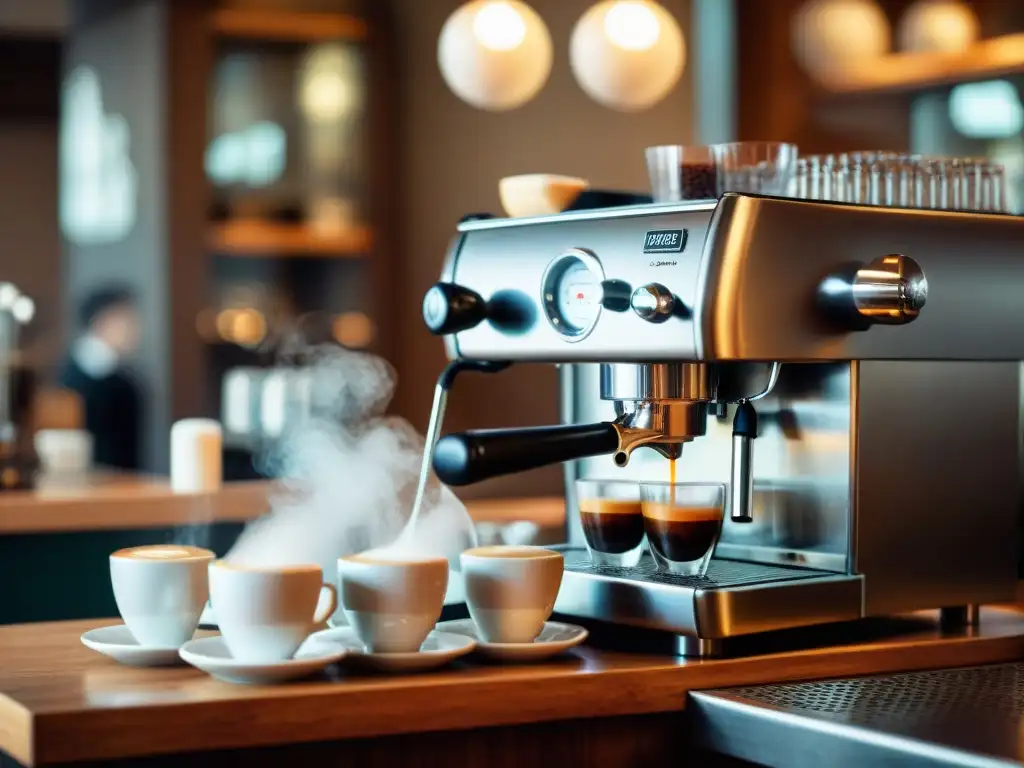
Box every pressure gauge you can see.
[541,249,605,341]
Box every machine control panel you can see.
[540,251,686,339]
[447,201,717,360]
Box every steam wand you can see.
[729,362,781,524]
[406,360,511,531]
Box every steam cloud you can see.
[224,344,478,585]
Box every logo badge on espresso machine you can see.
[642,229,687,254]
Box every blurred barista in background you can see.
[58,286,143,470]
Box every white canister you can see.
[170,419,222,493]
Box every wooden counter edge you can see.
[0,696,32,766]
[0,485,565,535]
[24,613,1024,765]
[0,482,273,534]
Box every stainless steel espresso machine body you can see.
[424,193,1023,655]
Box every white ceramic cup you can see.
[110,545,216,647]
[35,429,93,473]
[209,561,338,663]
[337,553,449,653]
[460,545,565,644]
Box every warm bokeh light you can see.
[898,0,978,53]
[298,43,362,124]
[332,312,375,349]
[570,1,685,112]
[438,0,553,111]
[215,307,267,347]
[792,0,891,81]
[231,309,267,347]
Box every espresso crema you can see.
[579,498,644,554]
[641,504,723,563]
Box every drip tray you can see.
[564,550,825,589]
[689,663,1024,768]
[555,549,864,638]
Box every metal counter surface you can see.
[689,663,1024,768]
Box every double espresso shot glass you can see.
[577,479,726,577]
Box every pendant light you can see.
[569,0,685,112]
[898,0,979,53]
[792,0,891,81]
[438,0,553,112]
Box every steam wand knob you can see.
[730,401,757,523]
[423,282,487,335]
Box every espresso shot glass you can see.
[576,480,644,567]
[640,482,726,577]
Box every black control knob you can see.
[423,282,487,335]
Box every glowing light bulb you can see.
[473,1,527,51]
[438,0,553,111]
[605,1,660,51]
[570,0,685,112]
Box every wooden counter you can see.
[3,610,1024,766]
[0,474,565,534]
[0,475,270,533]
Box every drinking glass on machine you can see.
[645,144,719,202]
[714,141,798,196]
[576,480,644,567]
[640,482,726,577]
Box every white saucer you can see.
[80,624,186,667]
[179,635,347,684]
[306,626,475,673]
[436,620,588,662]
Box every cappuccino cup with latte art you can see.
[110,545,215,647]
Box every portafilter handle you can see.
[433,423,620,486]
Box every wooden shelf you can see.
[208,220,371,258]
[210,8,367,43]
[820,32,1024,97]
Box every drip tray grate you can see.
[690,664,1024,767]
[725,663,1024,722]
[563,550,827,590]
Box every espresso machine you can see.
[422,190,1023,655]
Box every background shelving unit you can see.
[200,6,392,479]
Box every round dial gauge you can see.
[541,250,605,340]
